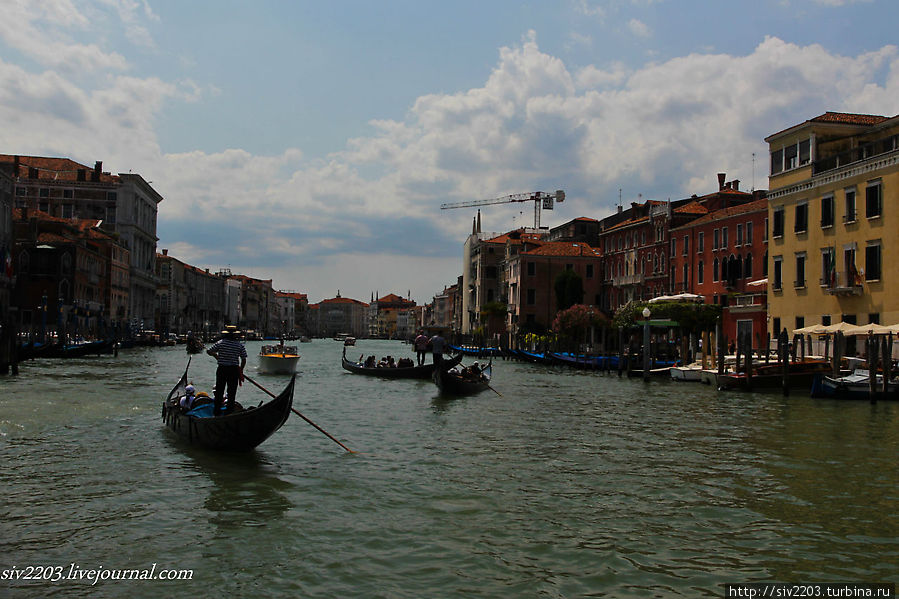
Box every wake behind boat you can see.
[161,362,295,451]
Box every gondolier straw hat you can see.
[221,325,241,335]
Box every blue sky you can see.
[2,0,898,303]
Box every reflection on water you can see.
[2,341,897,598]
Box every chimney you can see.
[617,205,622,214]
[732,179,740,191]
[162,248,168,256]
[92,161,102,182]
[717,172,726,190]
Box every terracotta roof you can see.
[378,293,413,304]
[523,241,601,258]
[673,200,709,215]
[810,112,891,126]
[573,216,598,223]
[671,198,767,230]
[276,291,307,300]
[36,232,70,244]
[321,296,368,306]
[0,154,119,183]
[15,207,71,224]
[603,215,650,233]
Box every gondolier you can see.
[207,325,247,416]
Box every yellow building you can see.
[766,111,899,336]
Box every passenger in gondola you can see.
[364,355,377,368]
[179,384,197,411]
[397,357,413,368]
[387,356,396,368]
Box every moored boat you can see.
[161,362,294,451]
[48,339,115,358]
[342,348,462,379]
[716,359,832,391]
[670,362,704,382]
[811,368,899,400]
[258,343,300,374]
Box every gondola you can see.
[161,361,294,451]
[432,361,493,396]
[185,337,205,354]
[341,347,462,379]
[48,339,115,358]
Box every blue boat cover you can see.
[186,403,215,418]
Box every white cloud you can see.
[3,10,899,301]
[627,18,652,38]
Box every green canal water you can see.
[1,340,897,598]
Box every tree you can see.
[554,269,584,311]
[552,304,609,350]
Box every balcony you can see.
[611,273,644,287]
[812,135,899,175]
[821,271,863,296]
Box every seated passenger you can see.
[364,355,377,368]
[180,384,197,411]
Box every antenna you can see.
[752,152,756,191]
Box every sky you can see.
[1,0,898,305]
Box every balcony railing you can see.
[812,134,899,175]
[821,270,863,295]
[611,273,645,287]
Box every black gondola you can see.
[48,339,115,358]
[185,337,205,354]
[341,348,462,379]
[161,362,294,451]
[432,362,493,396]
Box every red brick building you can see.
[507,240,603,335]
[670,197,769,345]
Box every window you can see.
[697,232,704,252]
[713,229,720,250]
[796,316,805,330]
[763,218,768,242]
[771,148,784,174]
[682,264,688,289]
[713,257,719,282]
[744,253,753,278]
[721,227,728,249]
[822,315,831,326]
[736,224,743,246]
[670,238,676,257]
[794,203,808,233]
[586,264,594,278]
[799,139,811,166]
[62,204,73,218]
[772,317,781,337]
[682,235,689,256]
[39,188,49,198]
[821,195,834,228]
[15,187,25,196]
[785,144,798,169]
[772,207,784,237]
[865,181,882,218]
[844,188,857,223]
[773,256,783,290]
[698,261,704,284]
[526,289,536,305]
[869,313,880,325]
[865,242,882,281]
[527,262,535,276]
[794,253,806,288]
[746,222,753,245]
[821,247,836,286]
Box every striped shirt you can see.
[210,338,247,366]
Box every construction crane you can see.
[440,190,565,229]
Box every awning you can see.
[746,278,768,287]
[648,293,704,303]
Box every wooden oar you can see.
[243,373,357,454]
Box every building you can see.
[314,294,368,338]
[0,155,162,332]
[0,168,14,370]
[228,275,274,337]
[367,293,416,339]
[670,197,768,345]
[275,291,309,337]
[765,112,899,339]
[506,240,603,337]
[12,209,120,341]
[155,250,225,337]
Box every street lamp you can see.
[642,306,651,382]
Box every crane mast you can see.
[440,190,565,229]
